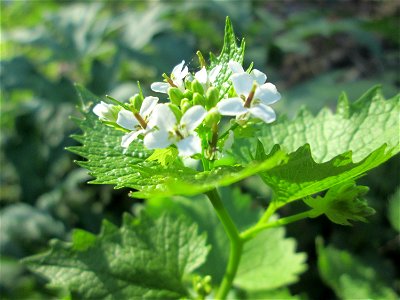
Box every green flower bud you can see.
[191,79,204,95]
[180,98,192,114]
[183,90,193,100]
[168,87,184,106]
[167,103,182,122]
[129,94,143,111]
[206,87,220,109]
[204,107,221,127]
[193,92,206,106]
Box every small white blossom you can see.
[194,65,222,88]
[93,101,117,122]
[116,96,159,148]
[151,60,189,93]
[144,104,207,157]
[217,63,281,124]
[228,60,266,85]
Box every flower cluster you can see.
[93,58,281,160]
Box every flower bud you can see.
[180,98,192,114]
[129,94,143,111]
[183,90,193,100]
[168,87,184,106]
[206,87,219,109]
[204,107,221,127]
[191,79,204,95]
[193,92,206,107]
[167,103,182,121]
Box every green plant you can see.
[22,17,399,299]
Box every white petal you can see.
[248,103,276,123]
[147,104,176,130]
[150,82,169,93]
[217,98,248,116]
[140,96,159,117]
[231,73,253,97]
[181,105,207,132]
[172,60,187,80]
[176,134,202,156]
[254,82,281,105]
[93,101,114,120]
[179,66,189,80]
[117,109,138,130]
[251,69,267,85]
[209,65,222,83]
[195,67,208,84]
[228,60,244,73]
[143,129,171,149]
[121,130,142,148]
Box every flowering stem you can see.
[240,210,313,241]
[205,189,243,300]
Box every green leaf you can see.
[209,17,245,99]
[146,147,179,166]
[234,227,307,291]
[243,287,301,300]
[145,188,307,292]
[317,240,398,300]
[233,87,400,205]
[257,86,399,162]
[23,213,210,299]
[146,188,260,284]
[304,181,375,225]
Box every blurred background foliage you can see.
[0,0,399,299]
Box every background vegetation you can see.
[1,1,399,299]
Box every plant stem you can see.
[257,200,280,225]
[240,210,312,241]
[220,122,239,139]
[206,189,243,300]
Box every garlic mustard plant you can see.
[24,17,400,300]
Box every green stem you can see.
[206,189,242,300]
[241,210,312,241]
[257,201,279,225]
[220,122,239,139]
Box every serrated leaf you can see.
[304,181,375,225]
[209,17,245,99]
[23,214,210,299]
[235,227,307,291]
[317,240,398,300]
[233,88,399,205]
[145,188,307,292]
[145,188,260,284]
[146,147,179,166]
[257,86,399,162]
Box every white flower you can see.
[93,101,117,122]
[194,65,222,88]
[151,60,189,93]
[228,60,267,85]
[144,104,207,157]
[217,65,281,124]
[116,96,159,148]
